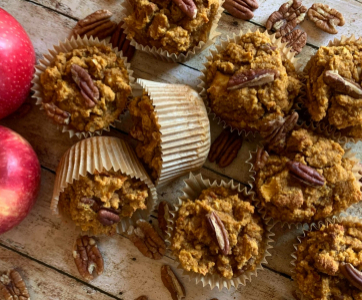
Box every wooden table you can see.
[1,0,362,299]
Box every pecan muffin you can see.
[170,186,268,279]
[295,221,362,300]
[59,170,149,235]
[123,0,219,55]
[40,45,131,133]
[205,31,302,133]
[305,40,362,139]
[255,128,362,223]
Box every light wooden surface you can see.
[0,0,361,299]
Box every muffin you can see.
[254,128,362,223]
[204,31,302,133]
[305,39,362,139]
[294,220,362,300]
[39,45,132,134]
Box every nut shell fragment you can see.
[161,265,186,300]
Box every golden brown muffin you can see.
[205,31,302,133]
[171,186,268,279]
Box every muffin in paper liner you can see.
[132,78,211,187]
[31,35,136,139]
[197,28,302,136]
[120,0,224,63]
[51,136,157,234]
[165,172,275,290]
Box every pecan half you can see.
[71,64,100,108]
[43,102,70,125]
[286,161,325,187]
[73,235,104,281]
[98,208,120,226]
[222,0,258,21]
[158,201,170,237]
[307,3,345,34]
[339,263,362,291]
[324,70,362,99]
[281,29,307,54]
[127,219,166,260]
[218,137,243,168]
[227,69,280,90]
[206,211,230,255]
[110,21,136,61]
[171,0,197,19]
[73,10,117,40]
[135,296,148,300]
[80,197,101,212]
[161,265,186,300]
[266,0,307,38]
[0,269,30,300]
[254,148,269,172]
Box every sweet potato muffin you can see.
[40,45,131,133]
[295,221,362,300]
[205,31,302,133]
[255,128,362,223]
[170,186,268,279]
[123,0,219,55]
[305,40,362,139]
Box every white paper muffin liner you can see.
[120,0,224,63]
[134,79,211,187]
[32,35,135,139]
[165,172,274,290]
[51,136,157,234]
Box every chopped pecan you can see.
[135,296,148,300]
[340,263,362,291]
[254,148,269,172]
[97,208,120,226]
[110,21,136,61]
[127,219,166,260]
[43,102,70,125]
[158,201,170,237]
[222,0,258,21]
[171,0,197,19]
[161,265,186,300]
[73,10,117,40]
[80,197,101,212]
[281,29,307,54]
[206,211,230,255]
[259,43,277,53]
[0,269,30,300]
[286,161,325,187]
[227,69,280,90]
[266,0,307,38]
[71,64,100,108]
[73,235,104,281]
[324,70,362,99]
[307,3,345,34]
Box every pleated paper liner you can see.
[136,79,211,187]
[51,136,157,234]
[32,35,136,139]
[120,0,224,63]
[164,172,274,290]
[197,28,302,136]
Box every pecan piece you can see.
[206,211,230,255]
[73,10,117,40]
[171,0,197,19]
[340,263,362,291]
[0,269,30,300]
[71,64,100,108]
[222,0,258,21]
[161,265,186,300]
[286,161,325,187]
[158,201,170,237]
[110,21,136,61]
[307,3,345,34]
[281,29,307,54]
[43,102,70,125]
[227,69,280,90]
[254,148,269,172]
[324,70,362,99]
[73,235,104,281]
[98,208,120,226]
[80,197,101,212]
[127,219,166,260]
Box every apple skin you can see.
[0,8,35,119]
[0,126,41,234]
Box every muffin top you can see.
[129,93,162,180]
[305,40,362,138]
[59,170,149,235]
[171,186,267,279]
[295,221,362,300]
[40,45,131,133]
[124,0,219,55]
[205,31,302,133]
[255,128,362,223]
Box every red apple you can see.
[0,126,41,234]
[0,8,35,119]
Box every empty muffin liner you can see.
[32,35,135,139]
[51,136,157,234]
[165,172,274,290]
